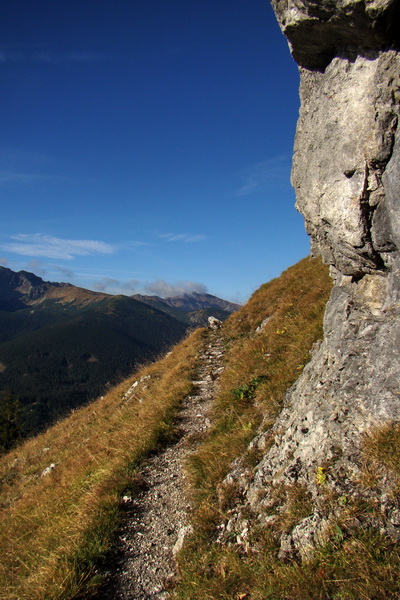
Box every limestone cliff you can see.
[225,0,400,558]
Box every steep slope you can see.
[0,256,332,600]
[0,268,187,437]
[237,0,400,554]
[171,4,400,599]
[0,326,205,600]
[1,2,399,597]
[96,329,226,599]
[173,4,400,599]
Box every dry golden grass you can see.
[185,257,331,499]
[173,258,400,600]
[5,255,397,600]
[362,422,400,479]
[0,327,205,600]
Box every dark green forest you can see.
[0,296,187,441]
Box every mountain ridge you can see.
[132,292,240,326]
[0,267,237,437]
[0,267,187,436]
[0,266,239,319]
[132,292,240,313]
[0,266,110,311]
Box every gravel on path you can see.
[95,328,225,600]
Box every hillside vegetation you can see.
[0,268,239,442]
[0,327,204,600]
[0,266,191,440]
[0,256,333,599]
[0,295,188,438]
[174,257,400,599]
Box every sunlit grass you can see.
[3,255,398,600]
[173,257,400,600]
[0,327,205,600]
[184,257,331,501]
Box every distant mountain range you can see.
[0,267,238,437]
[0,266,112,311]
[132,293,240,325]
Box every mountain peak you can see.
[0,266,107,310]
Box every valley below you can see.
[1,0,400,598]
[0,266,238,441]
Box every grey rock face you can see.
[270,0,400,70]
[223,1,400,559]
[293,51,400,276]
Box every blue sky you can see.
[0,0,308,302]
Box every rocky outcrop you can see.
[271,0,400,70]
[223,1,400,558]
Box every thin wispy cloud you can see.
[144,280,208,297]
[0,170,54,186]
[236,155,291,196]
[159,233,205,243]
[118,240,150,251]
[26,259,47,277]
[18,261,75,282]
[0,257,9,267]
[0,46,105,64]
[0,234,116,260]
[94,278,139,295]
[52,265,75,280]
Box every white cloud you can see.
[94,277,119,291]
[122,279,140,292]
[52,265,75,280]
[143,279,208,298]
[0,234,115,260]
[0,257,8,266]
[94,277,139,294]
[26,259,46,277]
[0,170,52,186]
[159,233,205,243]
[118,240,150,251]
[236,155,291,196]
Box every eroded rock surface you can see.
[294,51,399,276]
[271,0,400,70]
[223,0,400,559]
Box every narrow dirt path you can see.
[95,328,225,600]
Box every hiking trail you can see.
[95,327,225,600]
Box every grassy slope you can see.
[173,258,400,600]
[0,327,205,600]
[2,256,398,600]
[0,256,332,600]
